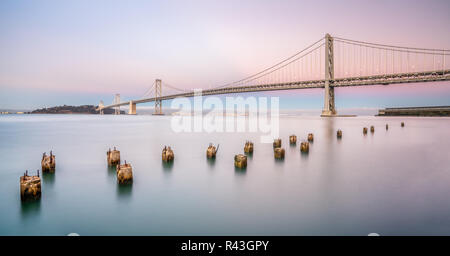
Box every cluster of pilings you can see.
[20,150,56,201]
[362,122,404,135]
[19,121,408,201]
[106,147,133,185]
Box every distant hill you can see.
[30,105,124,114]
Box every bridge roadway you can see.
[101,69,450,110]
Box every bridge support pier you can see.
[99,100,105,115]
[128,101,136,115]
[321,33,337,117]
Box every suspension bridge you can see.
[98,34,450,116]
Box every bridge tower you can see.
[153,79,163,115]
[321,33,336,117]
[114,94,121,115]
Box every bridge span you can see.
[98,34,450,116]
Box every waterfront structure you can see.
[97,34,450,117]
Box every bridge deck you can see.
[101,70,450,109]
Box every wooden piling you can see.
[206,143,218,159]
[274,147,285,159]
[234,154,247,168]
[20,170,41,201]
[162,146,174,162]
[116,161,133,184]
[107,147,120,166]
[307,133,314,142]
[337,130,343,139]
[273,139,281,148]
[370,126,375,133]
[300,141,310,153]
[289,135,297,145]
[41,151,56,173]
[363,127,368,134]
[244,141,254,154]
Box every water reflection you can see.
[42,172,55,188]
[20,200,41,220]
[116,183,133,199]
[324,117,335,140]
[274,157,285,165]
[162,161,174,172]
[107,165,116,177]
[206,158,216,167]
[234,166,247,175]
[300,151,309,160]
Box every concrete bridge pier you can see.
[321,33,337,117]
[129,101,136,115]
[99,100,104,115]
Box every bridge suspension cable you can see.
[212,36,326,89]
[139,81,155,99]
[333,37,449,78]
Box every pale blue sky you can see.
[0,0,449,109]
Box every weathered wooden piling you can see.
[401,122,405,127]
[300,141,309,153]
[274,147,285,159]
[206,143,218,159]
[162,146,174,162]
[41,151,55,173]
[20,170,41,201]
[107,147,120,166]
[370,126,375,133]
[273,139,282,148]
[337,129,343,139]
[234,154,247,168]
[244,141,254,154]
[289,135,297,145]
[307,133,314,142]
[386,124,389,130]
[363,127,368,135]
[116,161,133,184]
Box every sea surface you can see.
[0,114,449,235]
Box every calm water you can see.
[1,114,450,235]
